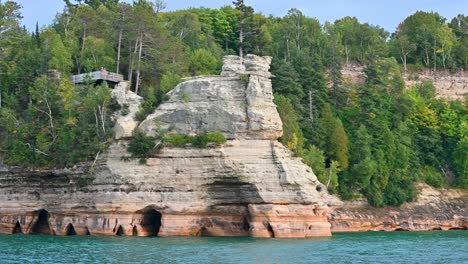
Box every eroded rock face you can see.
[329,184,468,232]
[0,55,337,238]
[139,55,282,140]
[339,65,467,100]
[404,70,467,100]
[112,81,143,139]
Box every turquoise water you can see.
[0,232,467,263]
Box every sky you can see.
[14,0,468,33]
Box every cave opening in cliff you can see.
[196,227,210,237]
[30,209,52,235]
[448,227,467,230]
[140,209,162,236]
[116,225,125,236]
[65,223,77,236]
[12,221,22,234]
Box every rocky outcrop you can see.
[404,70,467,100]
[111,81,143,139]
[139,54,282,140]
[329,184,468,232]
[0,55,337,238]
[339,65,467,100]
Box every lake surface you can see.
[0,231,466,263]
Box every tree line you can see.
[0,0,466,206]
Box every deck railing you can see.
[69,71,124,84]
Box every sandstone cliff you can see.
[340,65,467,100]
[0,55,338,238]
[329,183,467,232]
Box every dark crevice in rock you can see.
[30,209,52,235]
[12,221,22,234]
[196,227,209,237]
[65,223,76,236]
[264,222,275,238]
[135,207,162,236]
[449,227,466,230]
[242,216,251,232]
[394,228,409,231]
[116,225,124,236]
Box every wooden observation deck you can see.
[69,70,124,84]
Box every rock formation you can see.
[339,65,467,100]
[112,81,143,139]
[329,183,467,231]
[0,55,338,238]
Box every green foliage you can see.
[453,137,468,187]
[274,94,304,155]
[0,1,466,206]
[191,133,210,148]
[165,134,193,147]
[188,49,219,76]
[165,131,226,148]
[160,72,183,94]
[0,75,113,167]
[206,131,227,144]
[135,95,157,122]
[239,74,249,87]
[127,129,156,161]
[420,166,445,188]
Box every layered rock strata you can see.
[329,184,467,232]
[0,55,337,238]
[339,65,467,100]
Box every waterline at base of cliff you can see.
[0,231,466,263]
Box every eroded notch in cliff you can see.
[116,225,125,236]
[263,222,275,238]
[65,223,77,236]
[12,221,22,234]
[134,207,162,236]
[30,209,52,235]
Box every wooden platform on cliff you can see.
[69,70,124,84]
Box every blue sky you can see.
[15,0,468,32]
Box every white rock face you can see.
[111,81,143,139]
[139,55,282,140]
[340,65,467,101]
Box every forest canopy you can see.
[0,0,466,207]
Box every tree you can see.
[0,0,23,108]
[232,0,254,58]
[80,36,115,71]
[436,24,456,69]
[449,15,468,69]
[271,60,304,110]
[41,29,73,74]
[159,71,182,94]
[303,145,326,184]
[274,95,304,155]
[321,104,349,169]
[84,0,119,10]
[390,35,416,72]
[396,11,446,68]
[188,49,219,76]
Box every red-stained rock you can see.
[248,204,332,238]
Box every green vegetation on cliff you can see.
[0,0,466,206]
